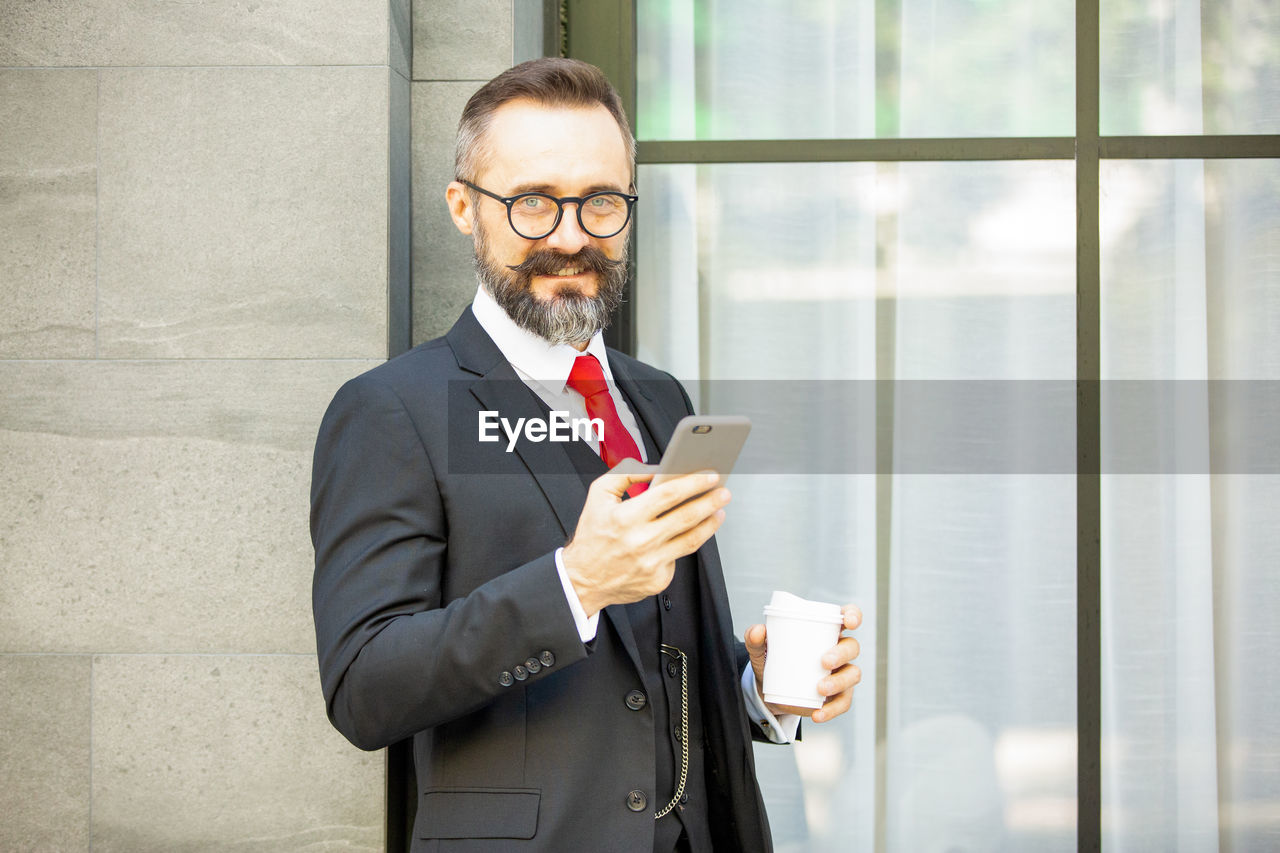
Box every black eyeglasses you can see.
[461,180,638,240]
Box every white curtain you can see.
[1098,0,1280,847]
[1100,155,1280,852]
[636,0,1279,850]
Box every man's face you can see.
[449,99,633,346]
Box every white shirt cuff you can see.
[555,547,599,643]
[741,664,801,744]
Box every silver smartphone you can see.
[650,415,752,488]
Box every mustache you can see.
[506,246,623,278]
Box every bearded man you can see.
[311,58,862,853]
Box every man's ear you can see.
[446,181,475,235]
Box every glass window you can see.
[1100,159,1280,850]
[637,161,1078,852]
[637,0,1075,140]
[1101,0,1280,134]
[572,0,1280,850]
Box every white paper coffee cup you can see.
[762,592,845,709]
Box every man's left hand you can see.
[744,604,863,724]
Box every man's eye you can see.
[519,196,547,210]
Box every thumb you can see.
[745,623,767,662]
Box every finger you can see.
[821,636,860,670]
[744,624,769,700]
[654,506,725,564]
[641,470,722,516]
[654,486,731,537]
[818,664,862,696]
[811,689,853,723]
[842,603,863,631]
[619,485,728,557]
[592,460,659,500]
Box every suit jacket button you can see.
[524,657,541,674]
[626,790,648,812]
[513,664,529,681]
[498,671,514,687]
[625,689,647,711]
[539,650,555,667]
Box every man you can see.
[311,58,861,852]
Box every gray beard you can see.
[472,218,627,346]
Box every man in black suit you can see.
[311,58,862,852]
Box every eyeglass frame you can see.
[460,179,639,240]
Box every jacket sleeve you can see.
[310,373,588,750]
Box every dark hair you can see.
[454,58,636,183]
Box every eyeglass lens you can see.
[509,193,630,239]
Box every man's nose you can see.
[543,203,591,253]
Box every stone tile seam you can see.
[0,650,320,655]
[94,68,101,361]
[2,64,402,71]
[89,648,94,853]
[0,357,385,364]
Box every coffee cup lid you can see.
[763,590,843,623]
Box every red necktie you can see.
[567,354,647,495]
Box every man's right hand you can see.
[561,460,730,617]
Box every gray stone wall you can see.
[0,0,411,848]
[411,0,520,343]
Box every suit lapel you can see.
[447,310,654,678]
[608,355,682,459]
[448,309,587,540]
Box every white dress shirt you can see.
[470,285,799,743]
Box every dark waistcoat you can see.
[558,396,713,853]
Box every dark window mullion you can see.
[637,137,1076,164]
[565,0,638,353]
[1077,0,1103,850]
[635,134,1280,167]
[1100,134,1280,159]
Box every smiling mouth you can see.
[546,265,586,277]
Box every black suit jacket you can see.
[311,308,773,852]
